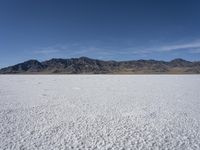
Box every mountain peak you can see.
[79,56,91,59]
[23,59,41,64]
[170,58,192,67]
[171,58,190,62]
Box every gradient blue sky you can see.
[1,0,200,67]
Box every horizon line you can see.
[1,56,199,69]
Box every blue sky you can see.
[0,0,200,67]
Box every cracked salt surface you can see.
[0,75,200,149]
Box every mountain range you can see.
[0,57,200,74]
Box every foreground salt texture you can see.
[0,75,200,150]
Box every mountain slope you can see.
[0,57,200,74]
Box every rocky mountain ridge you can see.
[0,57,200,74]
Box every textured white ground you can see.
[0,75,200,150]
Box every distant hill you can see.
[0,57,200,74]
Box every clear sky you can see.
[0,0,200,67]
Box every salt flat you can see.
[0,75,200,150]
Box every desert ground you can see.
[0,75,200,149]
